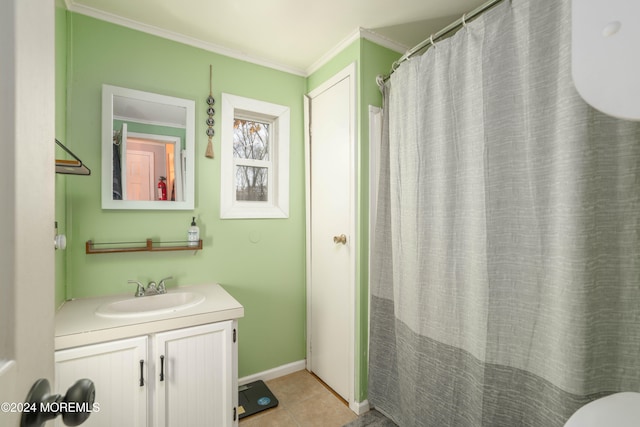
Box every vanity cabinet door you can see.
[55,336,149,427]
[154,321,237,427]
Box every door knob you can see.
[21,378,95,427]
[333,234,347,245]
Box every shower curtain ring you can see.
[461,13,467,27]
[429,34,436,48]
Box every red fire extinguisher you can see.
[157,176,167,201]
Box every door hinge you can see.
[233,328,237,343]
[233,406,237,421]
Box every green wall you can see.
[307,38,400,401]
[56,8,399,399]
[61,12,306,378]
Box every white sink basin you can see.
[564,392,640,427]
[95,291,205,318]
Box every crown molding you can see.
[62,1,406,78]
[359,28,409,55]
[63,0,307,76]
[305,28,407,76]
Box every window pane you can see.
[233,119,270,161]
[236,166,268,201]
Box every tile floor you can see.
[239,370,358,427]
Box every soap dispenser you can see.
[188,217,200,247]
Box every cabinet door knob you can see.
[160,355,165,381]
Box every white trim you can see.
[220,93,290,219]
[303,92,313,385]
[238,360,306,386]
[305,28,361,77]
[305,62,358,412]
[64,1,306,77]
[112,115,186,130]
[360,28,409,55]
[64,1,404,78]
[101,84,195,210]
[350,399,371,416]
[305,28,407,76]
[238,360,370,416]
[307,62,358,99]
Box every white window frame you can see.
[220,93,290,219]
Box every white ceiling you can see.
[65,0,486,76]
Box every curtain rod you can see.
[378,0,505,85]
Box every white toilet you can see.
[564,392,640,427]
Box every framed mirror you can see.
[101,84,195,210]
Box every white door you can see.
[155,321,237,427]
[0,1,57,425]
[54,337,148,427]
[126,150,155,200]
[305,63,357,404]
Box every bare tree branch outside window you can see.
[233,118,270,201]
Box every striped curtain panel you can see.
[369,0,640,425]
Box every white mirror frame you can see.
[101,84,195,210]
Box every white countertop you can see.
[55,283,244,350]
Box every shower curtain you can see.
[369,0,640,426]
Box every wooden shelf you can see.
[86,239,202,254]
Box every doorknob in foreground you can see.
[21,378,95,427]
[333,234,347,244]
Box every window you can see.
[233,116,270,202]
[220,94,290,218]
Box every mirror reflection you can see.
[102,85,195,210]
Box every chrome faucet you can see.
[129,276,173,297]
[157,276,173,294]
[145,281,159,295]
[128,280,145,297]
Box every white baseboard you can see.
[238,360,306,386]
[239,360,370,416]
[350,399,370,415]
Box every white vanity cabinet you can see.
[54,336,149,427]
[54,321,239,427]
[154,321,237,427]
[55,284,244,427]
